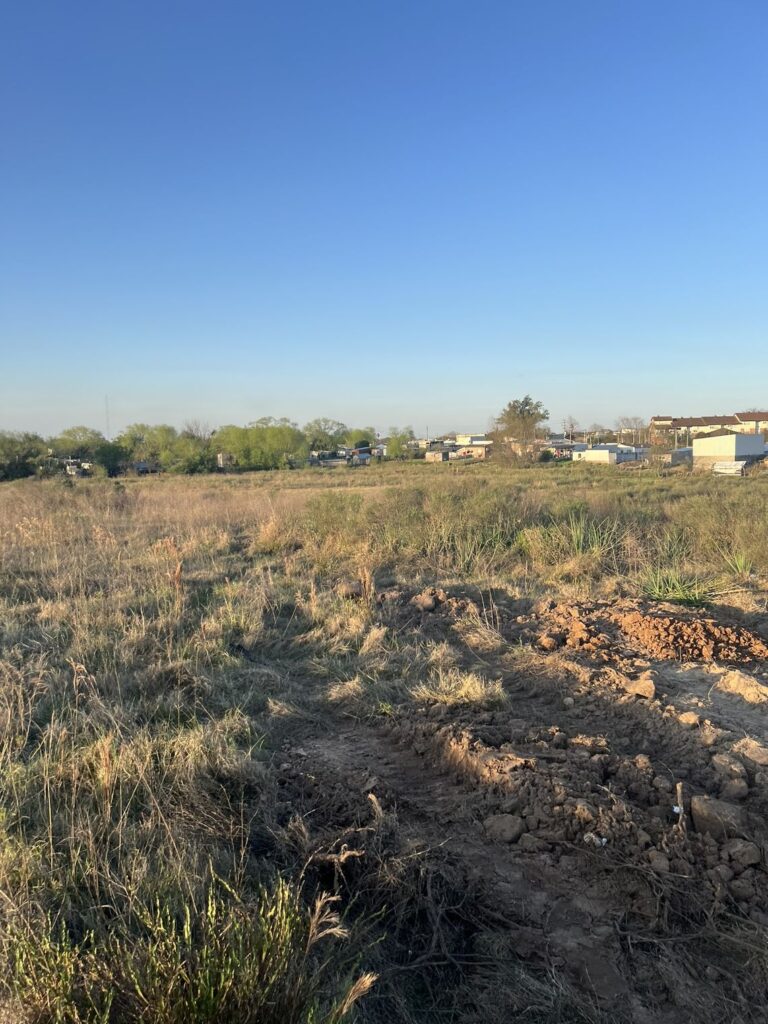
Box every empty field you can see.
[1,462,768,1023]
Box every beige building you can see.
[425,449,449,463]
[455,433,489,446]
[692,430,765,469]
[651,411,768,444]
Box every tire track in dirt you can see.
[300,717,642,1017]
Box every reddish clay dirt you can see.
[517,599,768,665]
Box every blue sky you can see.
[1,0,766,436]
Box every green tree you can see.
[303,418,347,451]
[51,426,107,460]
[116,424,180,469]
[0,432,46,480]
[493,396,549,448]
[50,426,127,475]
[385,426,415,459]
[213,419,308,471]
[344,427,376,449]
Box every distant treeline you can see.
[0,419,417,480]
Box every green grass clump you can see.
[8,879,373,1024]
[639,566,715,606]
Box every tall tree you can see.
[494,396,549,448]
[0,432,46,480]
[303,418,347,451]
[386,426,415,459]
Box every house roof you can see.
[672,415,739,428]
[735,412,768,421]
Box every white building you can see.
[573,444,648,465]
[692,431,765,468]
[455,433,489,447]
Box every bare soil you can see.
[285,591,768,1022]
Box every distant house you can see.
[425,449,450,463]
[573,444,648,465]
[651,411,768,445]
[455,433,488,447]
[734,411,768,434]
[692,430,765,469]
[450,446,488,461]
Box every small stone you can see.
[636,829,652,849]
[652,775,673,793]
[711,753,746,780]
[411,592,437,612]
[690,795,747,840]
[733,737,768,766]
[537,634,558,651]
[483,813,525,844]
[729,877,755,900]
[648,850,670,873]
[563,696,575,708]
[720,779,749,802]
[619,671,655,699]
[721,839,761,870]
[678,711,700,728]
[552,731,568,749]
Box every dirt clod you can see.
[690,795,748,839]
[483,813,526,843]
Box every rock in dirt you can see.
[690,795,747,839]
[483,813,525,844]
[537,633,559,651]
[720,779,749,801]
[721,839,761,870]
[647,850,670,874]
[733,737,768,766]
[617,670,656,699]
[411,588,446,612]
[677,710,700,728]
[336,580,364,599]
[717,669,768,704]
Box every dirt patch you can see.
[519,599,768,666]
[299,700,768,1022]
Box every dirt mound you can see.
[611,608,768,662]
[524,599,768,666]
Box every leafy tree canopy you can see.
[386,426,415,459]
[494,396,549,445]
[303,418,348,451]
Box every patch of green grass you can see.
[639,566,715,606]
[7,879,373,1024]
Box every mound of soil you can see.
[523,599,768,666]
[610,608,768,662]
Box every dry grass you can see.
[0,463,767,1021]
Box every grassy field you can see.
[2,461,768,1023]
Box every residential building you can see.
[455,433,488,446]
[651,411,768,445]
[692,430,765,469]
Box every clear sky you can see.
[2,0,766,437]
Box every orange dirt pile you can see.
[522,600,768,665]
[609,608,768,662]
